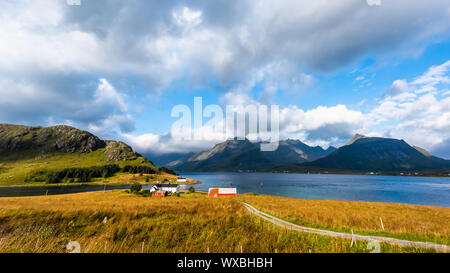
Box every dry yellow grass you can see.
[239,194,450,245]
[0,191,446,253]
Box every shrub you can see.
[130,183,142,193]
[46,172,60,184]
[189,186,195,193]
[123,165,156,175]
[145,176,150,183]
[141,189,151,197]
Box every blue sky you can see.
[1,0,450,157]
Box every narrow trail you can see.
[242,202,449,252]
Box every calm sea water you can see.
[180,172,450,207]
[1,173,449,207]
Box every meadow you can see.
[0,150,198,186]
[240,194,450,246]
[0,190,447,253]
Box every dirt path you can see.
[242,202,449,252]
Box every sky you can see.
[1,0,450,158]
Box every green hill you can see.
[0,124,157,185]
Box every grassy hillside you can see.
[0,149,157,185]
[0,191,447,253]
[0,124,171,185]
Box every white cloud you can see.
[128,60,450,157]
[368,60,450,156]
[1,1,450,156]
[173,7,203,26]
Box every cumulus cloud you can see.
[368,60,450,157]
[1,0,450,155]
[124,100,365,155]
[123,132,221,155]
[126,60,450,157]
[2,0,450,90]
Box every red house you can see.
[153,190,168,197]
[208,188,238,198]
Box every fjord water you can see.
[1,173,449,207]
[181,172,450,207]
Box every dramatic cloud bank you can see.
[1,1,450,156]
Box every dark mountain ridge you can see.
[175,138,336,171]
[300,136,450,172]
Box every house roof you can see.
[208,188,237,194]
[154,184,179,188]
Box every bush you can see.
[141,189,151,197]
[123,165,156,175]
[145,176,150,183]
[46,172,60,184]
[189,186,195,193]
[130,183,142,193]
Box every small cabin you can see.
[208,188,238,198]
[153,190,168,197]
[177,177,187,183]
[151,184,180,194]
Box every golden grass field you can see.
[0,191,448,253]
[240,195,450,246]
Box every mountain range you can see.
[164,135,450,172]
[167,138,336,171]
[2,123,449,176]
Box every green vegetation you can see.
[123,165,157,175]
[189,186,195,193]
[0,124,165,185]
[26,164,121,183]
[0,191,447,253]
[0,148,158,185]
[130,183,142,193]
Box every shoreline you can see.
[0,179,202,188]
[179,170,450,178]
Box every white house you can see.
[151,184,180,194]
[177,177,187,183]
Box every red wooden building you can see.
[208,188,238,198]
[153,190,168,197]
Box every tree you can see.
[130,182,142,193]
[189,186,195,193]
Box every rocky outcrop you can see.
[0,124,105,153]
[0,124,146,163]
[104,140,143,162]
